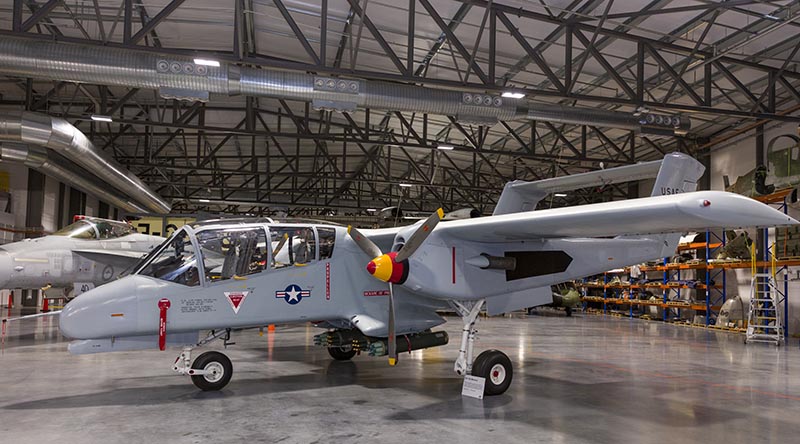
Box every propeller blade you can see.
[347,225,383,258]
[387,283,397,366]
[394,208,444,262]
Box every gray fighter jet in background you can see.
[0,217,163,298]
[54,154,797,396]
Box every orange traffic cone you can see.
[268,324,275,332]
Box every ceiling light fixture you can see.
[90,114,113,122]
[554,193,568,197]
[198,199,210,203]
[193,58,220,67]
[437,145,455,150]
[398,183,413,188]
[501,91,525,99]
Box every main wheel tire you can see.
[565,307,573,317]
[190,351,233,391]
[472,349,513,396]
[327,345,357,361]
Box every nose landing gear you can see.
[449,299,513,396]
[190,351,233,391]
[173,329,235,391]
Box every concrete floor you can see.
[1,308,799,444]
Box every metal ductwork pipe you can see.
[0,111,170,214]
[0,143,147,213]
[0,37,689,134]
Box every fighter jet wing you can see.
[73,249,148,268]
[437,191,797,242]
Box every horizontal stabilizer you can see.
[493,160,662,215]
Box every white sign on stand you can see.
[461,375,486,399]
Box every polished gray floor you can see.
[1,308,799,444]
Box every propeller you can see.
[347,208,444,366]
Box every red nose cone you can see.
[366,261,376,275]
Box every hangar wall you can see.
[0,164,112,243]
[710,121,800,336]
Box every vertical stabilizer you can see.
[650,152,705,196]
[639,153,705,256]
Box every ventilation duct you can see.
[0,37,689,134]
[0,111,170,214]
[0,143,147,213]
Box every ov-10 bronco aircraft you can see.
[56,153,797,396]
[0,216,162,298]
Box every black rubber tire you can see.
[565,307,573,317]
[327,345,357,361]
[190,351,233,391]
[472,350,513,396]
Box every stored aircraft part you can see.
[552,289,581,308]
[716,295,746,328]
[717,230,753,260]
[0,36,687,135]
[465,254,517,271]
[0,144,146,213]
[0,111,169,214]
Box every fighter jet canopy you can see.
[53,217,136,240]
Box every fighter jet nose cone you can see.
[366,261,377,275]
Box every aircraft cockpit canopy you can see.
[132,224,337,286]
[53,217,137,240]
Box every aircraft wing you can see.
[73,249,148,268]
[438,191,797,242]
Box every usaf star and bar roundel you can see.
[276,284,311,305]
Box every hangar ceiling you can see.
[0,0,798,217]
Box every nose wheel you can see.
[172,329,235,391]
[190,351,233,391]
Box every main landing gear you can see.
[450,299,513,396]
[173,329,235,391]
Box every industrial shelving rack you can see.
[578,191,794,339]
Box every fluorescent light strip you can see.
[437,145,455,150]
[554,193,568,197]
[90,114,113,122]
[501,92,525,99]
[398,183,413,188]
[193,58,220,67]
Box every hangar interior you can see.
[1,1,800,443]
